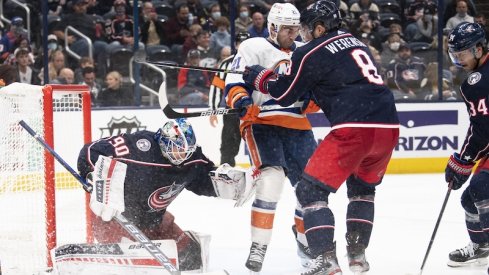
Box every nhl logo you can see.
[136,139,151,151]
[468,72,481,85]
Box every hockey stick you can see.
[418,184,453,275]
[134,50,244,75]
[162,104,300,118]
[18,120,181,275]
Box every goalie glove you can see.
[209,163,256,207]
[89,155,127,221]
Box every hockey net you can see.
[0,83,93,274]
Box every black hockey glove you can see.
[243,65,274,94]
[445,153,474,190]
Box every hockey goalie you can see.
[51,118,254,274]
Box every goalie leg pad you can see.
[89,155,126,222]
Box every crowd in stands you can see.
[0,0,487,106]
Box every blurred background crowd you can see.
[0,0,488,107]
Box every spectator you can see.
[51,67,75,84]
[15,48,39,85]
[352,13,382,52]
[0,17,27,62]
[201,3,221,33]
[443,0,477,25]
[475,14,489,43]
[380,33,404,70]
[0,64,17,86]
[177,49,210,105]
[53,0,108,76]
[385,43,426,100]
[74,56,94,84]
[47,0,66,16]
[140,1,166,47]
[105,0,144,54]
[247,11,268,38]
[194,29,218,68]
[98,70,132,106]
[349,0,379,24]
[219,46,231,61]
[182,24,203,60]
[420,62,458,101]
[47,34,61,52]
[235,4,252,33]
[404,0,426,25]
[405,2,438,43]
[162,3,194,56]
[387,22,404,40]
[80,66,102,105]
[185,0,206,23]
[38,49,66,84]
[210,16,231,58]
[445,0,474,31]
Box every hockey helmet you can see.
[300,0,342,36]
[447,22,487,67]
[267,3,300,44]
[155,118,196,165]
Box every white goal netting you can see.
[0,83,92,275]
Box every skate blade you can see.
[249,271,260,275]
[447,257,488,267]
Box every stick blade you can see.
[162,105,200,118]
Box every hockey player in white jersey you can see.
[224,3,319,273]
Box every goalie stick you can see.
[18,120,181,275]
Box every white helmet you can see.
[267,3,300,44]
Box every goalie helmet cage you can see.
[0,83,93,274]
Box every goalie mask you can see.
[155,118,196,165]
[267,3,300,45]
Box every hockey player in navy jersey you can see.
[243,1,400,274]
[443,22,489,268]
[224,2,319,272]
[77,118,252,271]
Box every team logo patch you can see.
[136,139,151,151]
[468,72,481,85]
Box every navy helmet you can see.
[448,22,486,53]
[300,0,342,34]
[154,118,196,165]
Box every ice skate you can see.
[292,225,314,268]
[448,241,489,267]
[301,244,342,275]
[245,242,267,273]
[346,232,370,273]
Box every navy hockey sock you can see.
[303,202,335,256]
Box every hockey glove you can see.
[233,96,260,122]
[243,65,274,94]
[209,163,256,207]
[89,155,127,221]
[445,153,474,190]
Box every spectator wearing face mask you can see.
[201,3,221,33]
[235,4,252,33]
[380,33,405,70]
[405,2,438,43]
[445,0,474,31]
[210,16,231,58]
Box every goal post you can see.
[0,83,93,274]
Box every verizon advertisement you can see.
[84,102,469,173]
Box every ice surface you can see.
[3,173,488,275]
